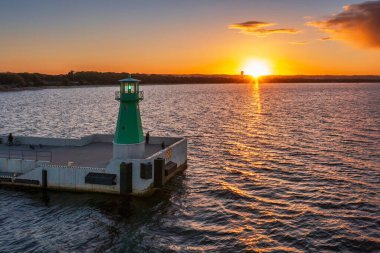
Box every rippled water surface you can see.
[0,83,379,252]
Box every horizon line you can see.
[2,71,380,77]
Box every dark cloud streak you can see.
[308,1,380,48]
[229,20,299,37]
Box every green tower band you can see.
[114,75,144,144]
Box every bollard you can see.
[120,162,132,195]
[42,169,47,191]
[154,158,165,188]
[41,169,49,202]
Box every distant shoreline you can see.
[2,81,380,93]
[1,71,380,92]
[0,84,115,92]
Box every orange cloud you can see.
[319,37,333,41]
[307,1,380,48]
[288,41,309,45]
[229,21,299,37]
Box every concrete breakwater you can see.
[0,134,187,195]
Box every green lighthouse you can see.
[113,75,145,159]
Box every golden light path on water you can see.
[253,77,262,114]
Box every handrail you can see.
[0,149,52,162]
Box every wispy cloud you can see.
[229,20,300,37]
[307,1,380,48]
[319,37,333,41]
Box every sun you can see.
[243,60,271,78]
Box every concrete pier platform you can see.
[0,142,163,168]
[0,134,187,195]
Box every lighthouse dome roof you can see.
[119,75,140,83]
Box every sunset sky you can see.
[1,0,379,75]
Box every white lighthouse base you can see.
[113,141,145,159]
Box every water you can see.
[0,83,379,252]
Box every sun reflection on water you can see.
[253,78,262,114]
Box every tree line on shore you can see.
[1,71,380,91]
[0,71,246,91]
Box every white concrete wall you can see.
[132,160,154,193]
[144,137,187,164]
[20,160,36,173]
[0,158,8,172]
[7,159,22,173]
[93,134,114,143]
[36,160,50,167]
[165,138,187,166]
[17,164,118,193]
[113,142,145,159]
[0,158,49,173]
[59,166,76,189]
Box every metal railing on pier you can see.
[0,149,52,162]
